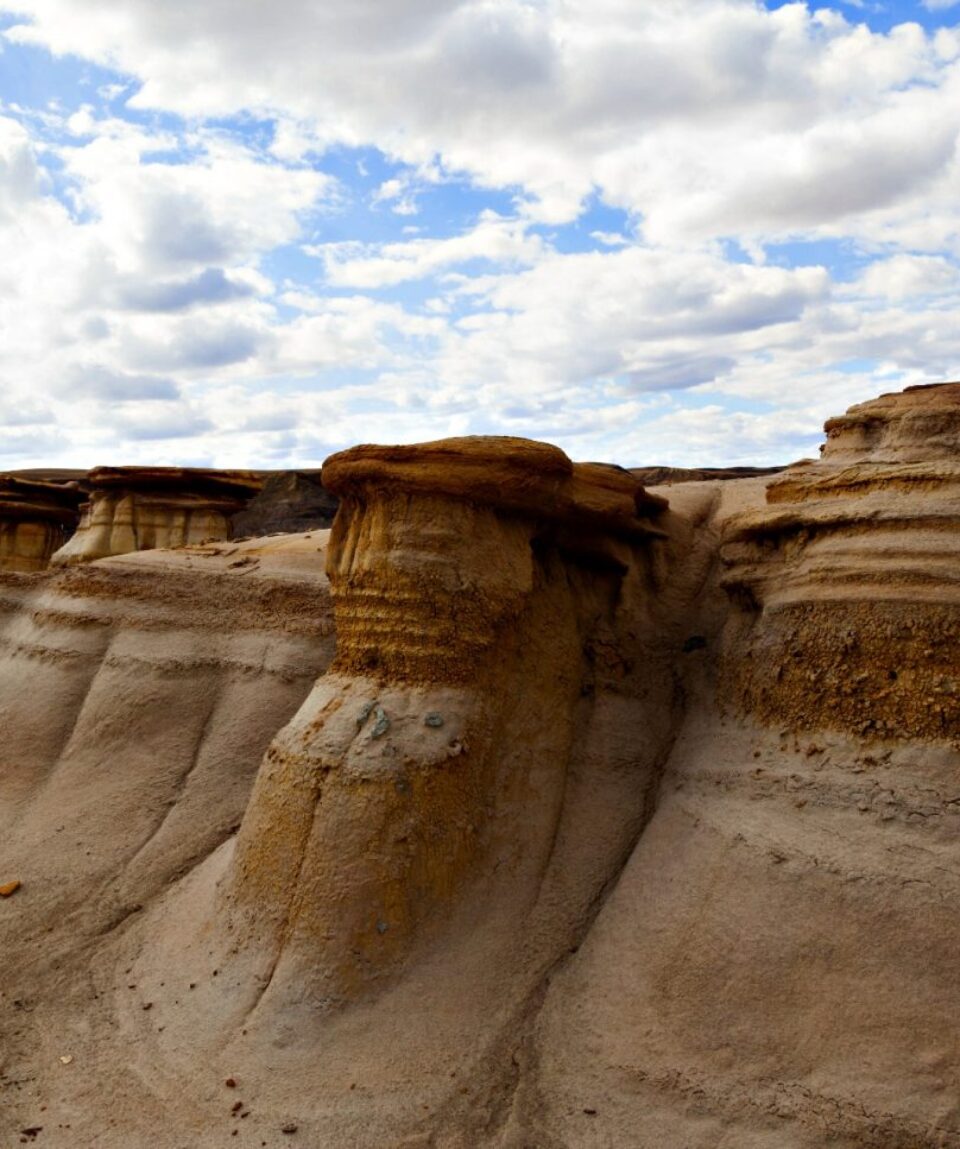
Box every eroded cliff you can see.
[1,387,960,1148]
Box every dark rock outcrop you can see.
[230,470,338,536]
[631,464,785,485]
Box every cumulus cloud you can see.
[112,268,257,313]
[0,0,959,467]
[58,365,181,402]
[312,212,545,288]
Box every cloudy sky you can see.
[0,0,958,469]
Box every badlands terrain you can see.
[1,382,960,1147]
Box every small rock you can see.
[424,712,444,728]
[0,879,21,897]
[281,1123,298,1134]
[371,704,390,739]
[225,1077,237,1088]
[58,1055,73,1066]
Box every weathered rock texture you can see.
[722,382,960,743]
[50,466,263,566]
[0,475,83,572]
[3,390,960,1148]
[215,439,673,1008]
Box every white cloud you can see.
[312,212,545,288]
[0,1,959,467]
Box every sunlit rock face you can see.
[218,437,676,1011]
[0,476,82,572]
[50,466,263,566]
[721,382,960,742]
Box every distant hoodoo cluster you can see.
[0,465,341,572]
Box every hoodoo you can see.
[218,437,673,1008]
[0,475,83,572]
[50,465,263,565]
[112,434,720,1147]
[721,381,960,742]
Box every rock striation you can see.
[0,475,83,572]
[721,382,960,742]
[50,466,263,566]
[213,438,676,1012]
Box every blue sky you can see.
[0,0,959,469]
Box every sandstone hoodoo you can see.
[110,433,722,1146]
[721,381,960,742]
[50,465,263,566]
[0,475,83,572]
[217,437,675,1008]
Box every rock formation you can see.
[3,388,960,1148]
[230,469,339,536]
[631,463,784,485]
[50,466,263,566]
[217,438,672,1008]
[721,382,960,742]
[0,475,83,572]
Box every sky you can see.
[0,1,959,470]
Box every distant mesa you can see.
[630,464,784,485]
[0,475,84,572]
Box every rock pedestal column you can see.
[221,436,669,1012]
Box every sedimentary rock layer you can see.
[721,383,960,743]
[0,475,83,572]
[215,437,678,1009]
[51,466,263,566]
[631,464,784,485]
